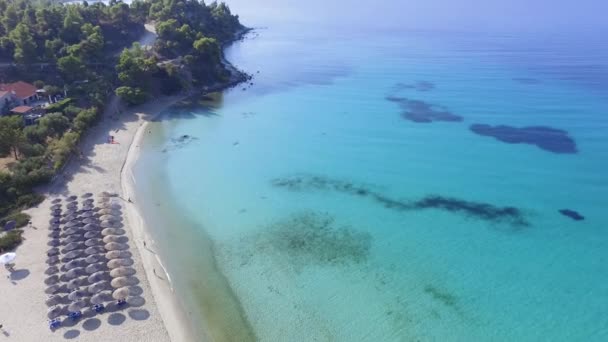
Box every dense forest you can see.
[0,0,243,247]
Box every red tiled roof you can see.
[11,105,33,114]
[0,81,37,99]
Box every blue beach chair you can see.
[49,318,61,330]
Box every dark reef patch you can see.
[411,196,528,226]
[470,124,577,154]
[387,96,463,123]
[245,212,372,268]
[424,285,458,309]
[393,81,436,92]
[162,134,199,153]
[513,77,542,84]
[272,175,529,227]
[559,209,585,221]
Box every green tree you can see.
[38,113,70,138]
[115,86,147,105]
[9,23,37,64]
[0,116,25,160]
[193,37,220,61]
[57,55,85,82]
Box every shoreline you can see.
[121,106,198,342]
[119,28,256,341]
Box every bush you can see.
[48,131,80,169]
[73,107,99,132]
[116,86,147,106]
[45,98,74,113]
[2,212,30,228]
[0,229,23,252]
[15,193,44,208]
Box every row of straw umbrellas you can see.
[44,192,140,321]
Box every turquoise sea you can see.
[133,18,608,342]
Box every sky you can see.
[223,0,608,32]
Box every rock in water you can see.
[559,209,585,221]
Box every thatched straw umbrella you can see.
[81,211,95,218]
[50,204,62,210]
[87,271,109,284]
[62,250,83,261]
[99,214,119,222]
[64,259,83,270]
[48,239,61,247]
[110,267,136,278]
[44,275,60,285]
[88,280,110,294]
[107,258,133,269]
[63,228,82,236]
[66,202,78,209]
[45,284,61,295]
[98,191,113,198]
[112,287,131,300]
[83,224,99,231]
[101,228,125,236]
[45,266,59,275]
[66,195,78,201]
[47,248,60,256]
[47,306,63,319]
[85,246,106,255]
[63,235,83,244]
[51,198,62,204]
[105,250,131,259]
[65,267,85,280]
[45,294,63,307]
[49,218,60,225]
[63,242,84,252]
[104,242,128,251]
[65,220,81,228]
[67,276,88,290]
[83,197,95,204]
[82,193,94,198]
[46,256,60,265]
[64,213,78,220]
[85,254,104,264]
[99,209,121,216]
[85,238,103,247]
[90,291,112,305]
[68,300,88,312]
[82,219,98,226]
[126,296,145,307]
[100,221,121,228]
[68,289,88,301]
[82,204,95,211]
[102,235,128,244]
[85,262,106,274]
[84,231,100,239]
[48,231,61,239]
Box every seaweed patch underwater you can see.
[272,175,530,227]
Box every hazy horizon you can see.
[224,0,608,33]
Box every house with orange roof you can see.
[0,81,39,106]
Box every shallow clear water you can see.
[134,24,608,341]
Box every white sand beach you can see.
[0,95,194,341]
